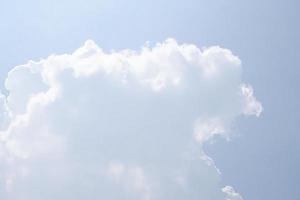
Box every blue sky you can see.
[0,0,299,199]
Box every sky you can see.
[0,0,299,199]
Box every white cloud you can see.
[222,186,244,200]
[106,163,153,200]
[0,38,262,199]
[0,92,10,131]
[240,84,263,117]
[194,118,228,144]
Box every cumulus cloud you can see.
[0,39,262,199]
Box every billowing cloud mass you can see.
[0,39,262,200]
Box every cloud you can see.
[0,39,262,199]
[240,84,263,117]
[222,186,244,200]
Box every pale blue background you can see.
[0,0,299,199]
